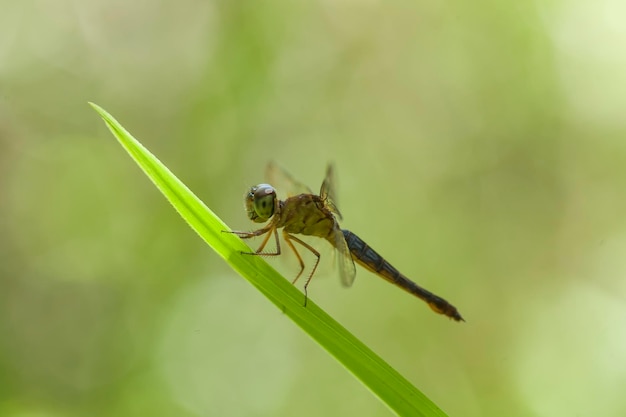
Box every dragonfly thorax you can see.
[245,183,277,223]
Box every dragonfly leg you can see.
[282,231,306,285]
[224,225,271,240]
[247,228,281,256]
[283,233,320,307]
[226,227,282,256]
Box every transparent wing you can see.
[320,163,343,220]
[266,161,312,198]
[332,223,356,287]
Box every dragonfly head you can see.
[245,184,277,223]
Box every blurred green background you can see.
[2,0,626,416]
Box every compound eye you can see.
[245,184,276,223]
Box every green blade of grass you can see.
[90,102,450,417]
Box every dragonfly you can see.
[227,162,464,322]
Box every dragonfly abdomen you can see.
[342,229,464,322]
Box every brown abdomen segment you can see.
[342,229,464,322]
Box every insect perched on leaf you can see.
[226,163,463,322]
